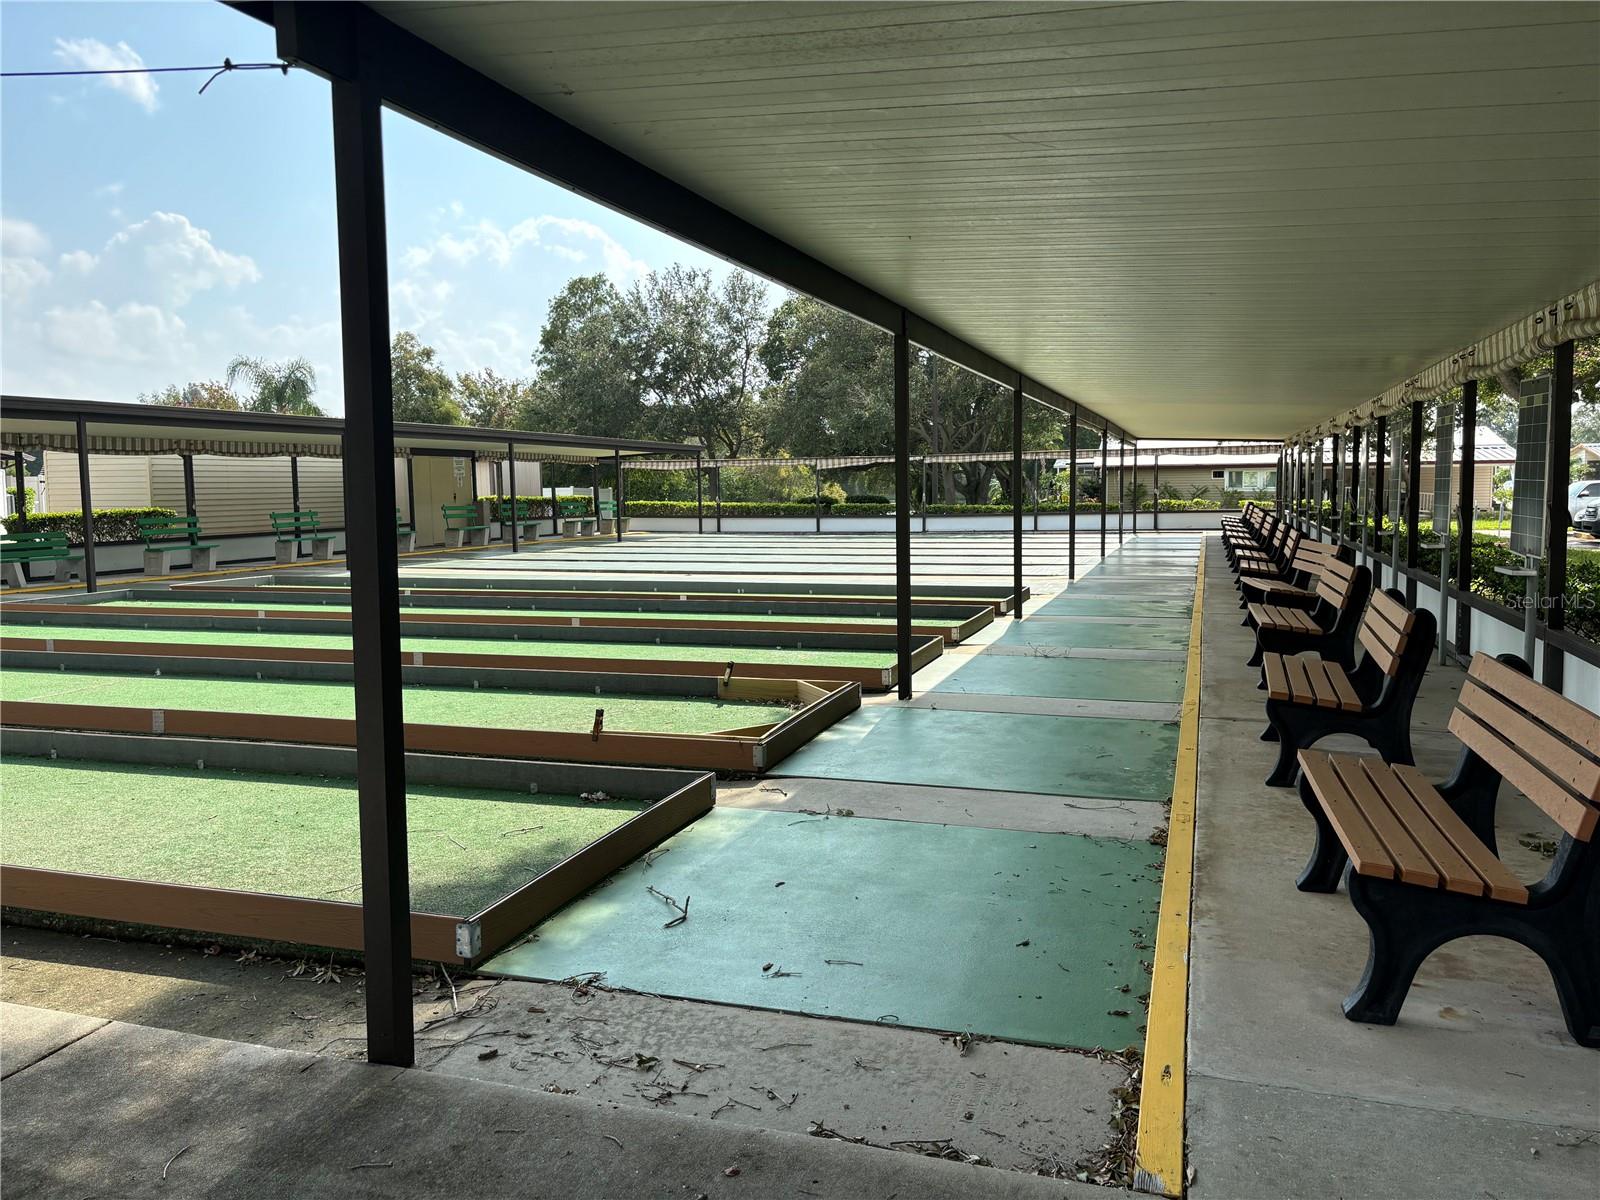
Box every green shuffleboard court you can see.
[771,705,1178,800]
[931,654,1185,702]
[0,622,893,669]
[0,668,793,734]
[0,758,645,916]
[996,618,1191,651]
[483,806,1162,1050]
[91,599,924,630]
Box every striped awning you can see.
[0,431,344,459]
[1294,279,1600,442]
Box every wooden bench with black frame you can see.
[1260,588,1435,787]
[441,503,490,549]
[1222,500,1266,538]
[0,530,84,588]
[1223,504,1276,556]
[137,514,221,575]
[1246,556,1372,671]
[1292,652,1598,1048]
[1237,539,1346,614]
[1229,518,1296,577]
[270,510,336,564]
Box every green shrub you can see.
[845,493,890,504]
[487,494,594,519]
[626,501,888,518]
[9,507,178,544]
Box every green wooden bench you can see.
[0,530,84,588]
[442,503,490,548]
[137,514,221,575]
[500,500,540,544]
[396,509,415,553]
[270,510,336,564]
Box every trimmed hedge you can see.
[845,493,890,504]
[8,507,178,545]
[627,501,887,517]
[627,499,1245,518]
[487,494,594,519]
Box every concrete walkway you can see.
[1186,536,1600,1198]
[0,1002,1106,1200]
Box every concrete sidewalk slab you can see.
[0,1005,1111,1200]
[0,1003,105,1080]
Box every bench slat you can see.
[1329,753,1439,886]
[1296,752,1396,880]
[1457,681,1600,809]
[1359,760,1483,896]
[1320,661,1364,712]
[1263,654,1291,702]
[1358,623,1403,677]
[1391,764,1530,903]
[1367,589,1418,636]
[1447,709,1599,841]
[1469,654,1600,775]
[1284,655,1317,705]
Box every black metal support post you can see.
[1544,340,1575,690]
[506,442,518,552]
[1099,426,1108,559]
[290,454,302,557]
[1117,436,1126,544]
[548,481,558,537]
[1347,424,1363,547]
[330,41,411,1067]
[894,312,913,699]
[1456,381,1477,655]
[1324,432,1337,524]
[695,452,704,534]
[1068,412,1078,580]
[1033,460,1041,532]
[714,466,722,533]
[590,463,600,527]
[1012,377,1023,618]
[404,456,416,535]
[1405,401,1423,605]
[815,467,822,533]
[74,416,97,592]
[1375,415,1388,570]
[181,453,197,519]
[613,449,624,541]
[1152,446,1159,532]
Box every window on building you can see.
[1225,469,1278,491]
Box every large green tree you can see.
[139,380,241,410]
[456,367,533,430]
[390,331,463,425]
[224,355,324,416]
[525,274,648,439]
[626,265,767,456]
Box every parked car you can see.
[1569,479,1600,535]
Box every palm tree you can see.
[225,355,324,416]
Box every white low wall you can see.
[628,511,1231,534]
[34,531,351,581]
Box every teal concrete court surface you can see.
[932,653,1186,702]
[994,617,1191,651]
[484,805,1162,1050]
[771,704,1179,799]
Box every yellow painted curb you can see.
[1133,543,1205,1196]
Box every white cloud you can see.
[1,217,53,304]
[398,214,648,281]
[2,217,50,257]
[42,300,189,365]
[99,211,259,306]
[53,38,159,112]
[58,249,97,273]
[96,182,125,198]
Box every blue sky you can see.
[1,0,752,413]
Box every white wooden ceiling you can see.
[372,1,1600,436]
